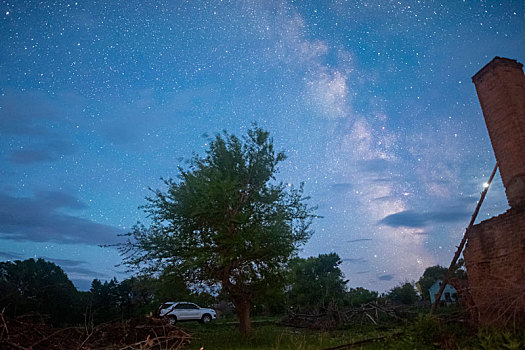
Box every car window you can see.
[174,303,187,309]
[187,303,199,309]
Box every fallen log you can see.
[322,332,404,350]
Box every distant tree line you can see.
[0,256,461,327]
[0,258,213,326]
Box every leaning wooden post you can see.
[430,163,498,314]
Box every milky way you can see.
[1,0,524,291]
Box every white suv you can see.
[158,302,217,325]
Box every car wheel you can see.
[201,314,212,324]
[167,316,177,326]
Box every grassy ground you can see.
[179,319,407,350]
[176,311,525,350]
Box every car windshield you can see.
[160,303,173,310]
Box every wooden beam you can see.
[430,163,498,314]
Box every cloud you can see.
[0,253,108,291]
[42,257,87,267]
[357,159,392,173]
[42,256,109,278]
[71,279,94,291]
[347,238,373,243]
[377,274,394,281]
[34,191,88,210]
[0,251,22,260]
[342,257,368,264]
[0,90,60,136]
[380,209,470,228]
[0,91,77,165]
[7,150,56,164]
[66,266,109,276]
[0,191,124,245]
[7,139,75,165]
[39,256,111,290]
[330,183,353,192]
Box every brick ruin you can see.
[463,57,525,326]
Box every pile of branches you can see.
[0,311,191,350]
[344,301,403,325]
[280,301,405,330]
[280,309,343,330]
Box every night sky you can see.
[1,0,524,291]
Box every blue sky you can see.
[1,0,524,291]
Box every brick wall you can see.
[472,57,525,208]
[464,207,525,325]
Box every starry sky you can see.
[1,0,524,292]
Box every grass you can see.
[175,310,525,349]
[178,318,405,350]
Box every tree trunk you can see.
[233,297,252,334]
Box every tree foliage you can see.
[120,127,316,333]
[286,253,348,311]
[388,282,419,305]
[152,269,192,303]
[0,258,80,325]
[417,265,448,302]
[417,259,467,302]
[347,287,379,307]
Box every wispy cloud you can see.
[0,191,124,245]
[0,91,78,165]
[377,274,394,281]
[380,209,470,228]
[347,238,373,243]
[342,257,368,264]
[40,256,112,291]
[0,251,23,260]
[330,183,353,192]
[0,90,61,136]
[41,256,109,278]
[8,150,56,164]
[7,139,75,165]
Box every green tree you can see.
[153,269,192,303]
[121,127,315,334]
[417,265,448,302]
[89,278,121,323]
[286,253,348,311]
[417,260,467,302]
[347,287,378,307]
[88,276,165,323]
[0,258,80,325]
[388,282,419,305]
[153,269,216,309]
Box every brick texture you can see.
[472,57,525,208]
[464,207,525,325]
